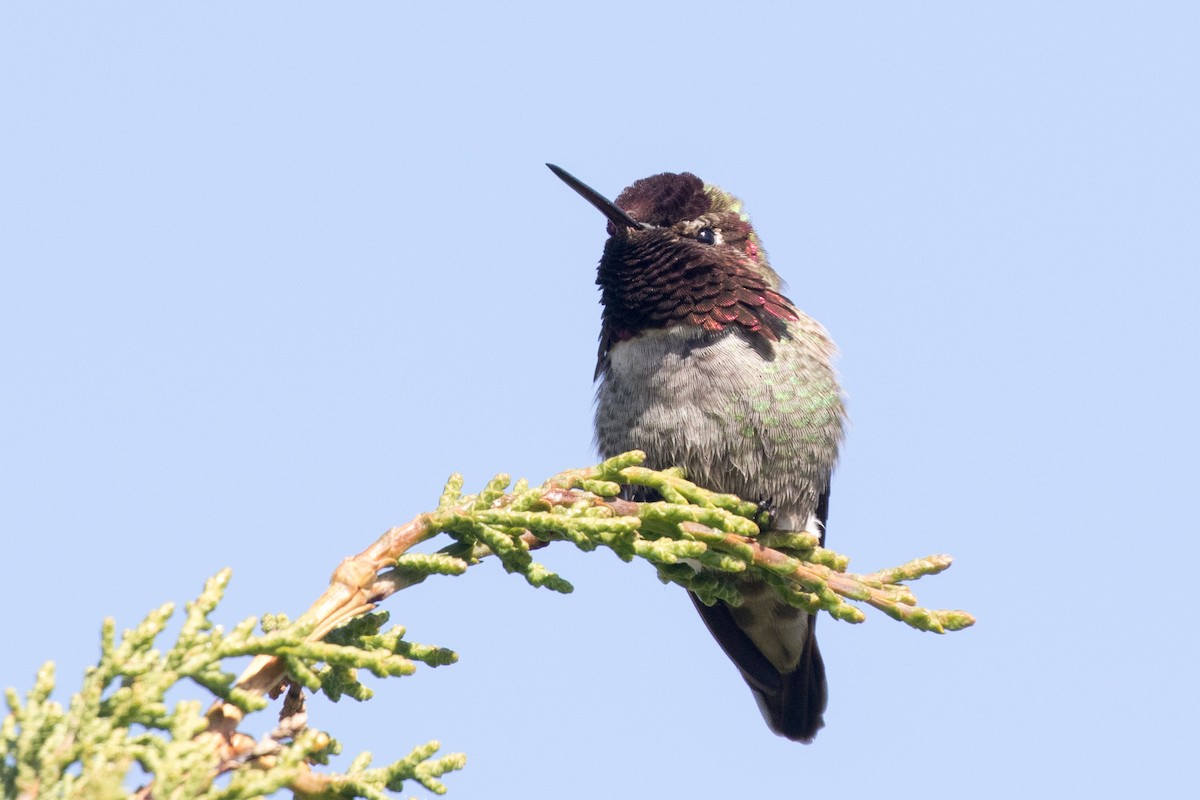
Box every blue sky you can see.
[2,3,1197,798]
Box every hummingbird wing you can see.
[687,486,831,743]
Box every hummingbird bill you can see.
[549,164,846,742]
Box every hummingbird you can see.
[548,164,846,742]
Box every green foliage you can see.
[1,452,973,798]
[0,572,459,799]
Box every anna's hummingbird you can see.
[549,164,846,742]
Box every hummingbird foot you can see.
[755,497,777,530]
[620,484,661,504]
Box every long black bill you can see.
[547,163,646,233]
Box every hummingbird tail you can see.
[688,593,828,743]
[766,619,827,743]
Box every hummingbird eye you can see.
[696,227,716,245]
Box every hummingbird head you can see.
[548,165,800,374]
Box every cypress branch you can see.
[1,451,973,798]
